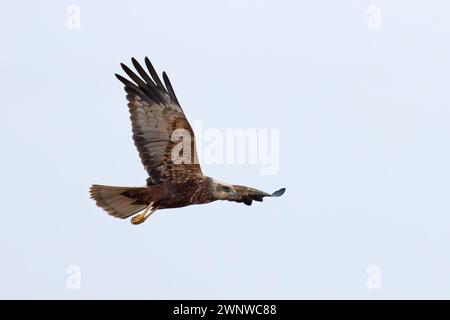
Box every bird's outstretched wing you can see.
[229,186,286,206]
[116,57,203,185]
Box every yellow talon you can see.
[131,214,147,225]
[131,202,157,225]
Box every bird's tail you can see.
[89,184,149,219]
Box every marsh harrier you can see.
[90,58,285,224]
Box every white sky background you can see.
[1,0,450,299]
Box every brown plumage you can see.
[90,57,285,224]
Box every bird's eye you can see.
[222,186,231,192]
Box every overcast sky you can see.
[1,0,450,299]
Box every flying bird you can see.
[90,57,285,224]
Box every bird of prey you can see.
[90,57,285,224]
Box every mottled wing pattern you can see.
[116,57,203,185]
[230,185,286,206]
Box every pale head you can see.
[210,178,237,200]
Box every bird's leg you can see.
[131,202,158,225]
[143,206,158,221]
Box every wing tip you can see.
[271,188,286,197]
